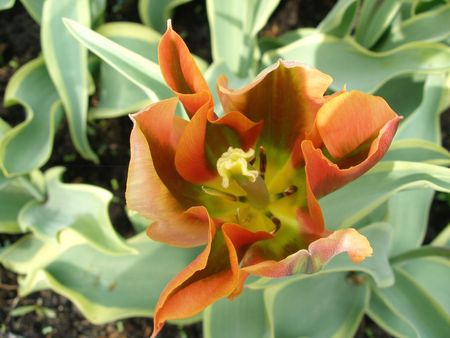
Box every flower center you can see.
[216,147,270,209]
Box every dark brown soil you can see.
[0,0,448,337]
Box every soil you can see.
[0,0,448,337]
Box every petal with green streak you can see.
[217,60,332,163]
[126,99,207,248]
[302,114,400,198]
[174,104,262,183]
[151,209,270,337]
[158,23,212,117]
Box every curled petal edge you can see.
[243,228,372,278]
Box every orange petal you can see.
[308,228,373,266]
[243,228,372,278]
[158,22,212,117]
[151,210,270,337]
[217,60,332,155]
[175,106,262,184]
[316,91,398,159]
[126,100,208,247]
[302,116,401,198]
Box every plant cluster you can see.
[0,0,449,337]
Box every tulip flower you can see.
[126,22,401,337]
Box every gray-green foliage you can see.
[1,0,450,336]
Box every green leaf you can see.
[19,0,44,23]
[369,268,450,338]
[317,0,358,37]
[264,272,369,338]
[19,167,134,255]
[395,74,448,143]
[63,18,172,102]
[320,161,450,230]
[17,232,200,324]
[0,235,61,274]
[387,189,435,256]
[0,180,35,234]
[89,22,160,119]
[390,245,450,264]
[396,256,450,313]
[0,0,14,10]
[263,33,450,93]
[380,3,450,51]
[138,0,192,33]
[432,223,450,247]
[207,0,280,77]
[1,57,63,176]
[355,0,403,49]
[126,208,149,233]
[383,139,450,165]
[367,287,420,338]
[375,75,425,118]
[203,288,272,338]
[41,0,97,162]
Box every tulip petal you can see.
[308,228,373,266]
[244,228,372,277]
[175,105,262,184]
[302,116,401,198]
[316,91,398,159]
[217,60,332,157]
[158,22,212,116]
[126,100,208,247]
[151,209,270,337]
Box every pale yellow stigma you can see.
[217,147,259,188]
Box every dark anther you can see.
[346,271,366,285]
[271,216,281,233]
[284,185,298,196]
[249,156,256,166]
[259,146,267,179]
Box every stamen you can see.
[202,186,242,202]
[270,216,281,233]
[217,147,258,189]
[265,211,281,233]
[259,146,267,180]
[284,185,298,196]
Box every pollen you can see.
[217,147,259,188]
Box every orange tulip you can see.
[126,23,401,337]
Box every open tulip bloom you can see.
[126,23,401,337]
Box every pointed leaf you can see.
[0,0,14,10]
[264,33,450,93]
[19,168,133,255]
[19,0,44,23]
[42,0,97,162]
[89,22,160,118]
[317,0,358,37]
[379,3,450,51]
[207,0,280,76]
[432,224,450,247]
[0,181,35,234]
[1,57,63,176]
[355,0,402,48]
[138,0,192,33]
[369,268,450,338]
[63,18,172,101]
